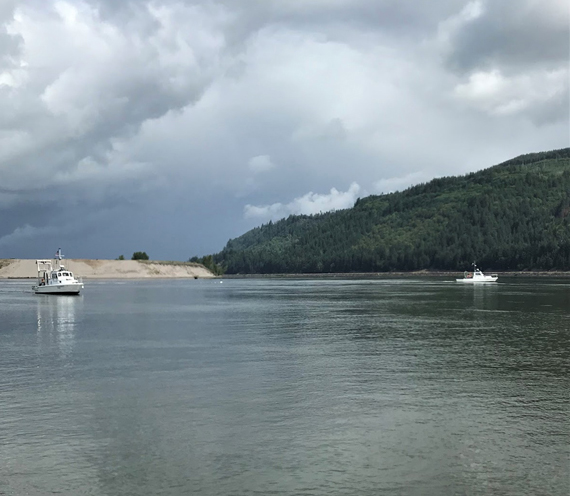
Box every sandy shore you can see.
[0,259,215,279]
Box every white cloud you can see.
[248,154,275,173]
[373,172,428,194]
[454,68,569,117]
[244,182,361,221]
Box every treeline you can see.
[207,148,570,273]
[188,255,225,275]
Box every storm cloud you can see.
[0,0,568,260]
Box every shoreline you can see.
[222,270,570,278]
[1,259,568,279]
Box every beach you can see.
[0,259,215,279]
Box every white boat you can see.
[32,258,84,295]
[456,264,498,283]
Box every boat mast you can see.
[54,248,64,269]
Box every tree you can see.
[132,251,149,260]
[203,148,570,273]
[116,255,125,260]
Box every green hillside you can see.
[208,148,570,273]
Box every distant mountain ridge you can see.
[211,148,570,274]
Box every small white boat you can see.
[32,257,84,295]
[456,264,498,283]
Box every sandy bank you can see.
[0,259,215,279]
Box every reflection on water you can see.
[36,295,80,357]
[470,282,499,309]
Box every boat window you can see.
[52,273,57,279]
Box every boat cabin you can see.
[36,261,77,286]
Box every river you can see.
[0,277,568,495]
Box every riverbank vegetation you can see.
[131,251,149,260]
[207,148,570,274]
[188,255,225,275]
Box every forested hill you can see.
[210,148,570,274]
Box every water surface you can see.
[0,277,568,495]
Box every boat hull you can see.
[456,277,498,283]
[33,283,83,295]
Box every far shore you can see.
[1,259,568,280]
[222,270,570,278]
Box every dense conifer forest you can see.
[202,149,570,274]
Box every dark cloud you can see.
[527,87,570,126]
[446,0,569,73]
[87,0,464,49]
[1,0,225,198]
[0,1,21,72]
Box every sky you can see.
[0,0,568,260]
